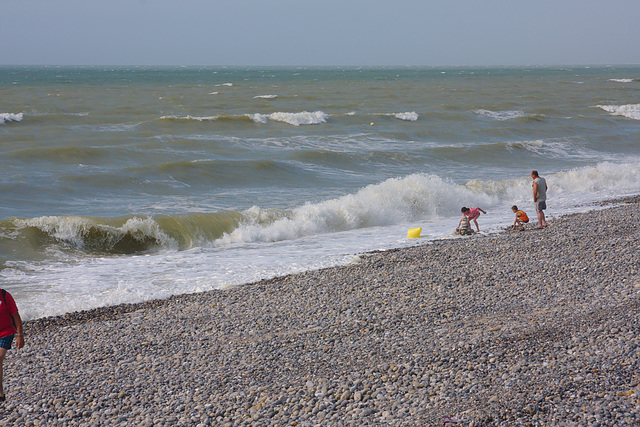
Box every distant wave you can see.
[370,112,419,121]
[253,95,278,99]
[0,112,23,124]
[5,145,112,164]
[597,104,640,120]
[394,111,419,121]
[608,78,635,83]
[504,139,619,161]
[214,83,234,87]
[29,112,89,117]
[158,111,420,125]
[475,109,526,121]
[159,111,329,126]
[160,115,220,121]
[248,111,329,126]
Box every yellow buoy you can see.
[407,227,422,238]
[370,122,375,126]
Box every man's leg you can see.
[539,209,547,227]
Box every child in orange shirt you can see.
[511,205,529,231]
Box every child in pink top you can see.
[459,206,487,232]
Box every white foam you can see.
[216,159,640,247]
[253,95,278,99]
[248,111,328,126]
[0,112,23,124]
[248,114,269,124]
[216,174,493,246]
[608,78,634,83]
[215,83,234,87]
[597,104,640,120]
[552,161,640,196]
[475,109,526,121]
[160,115,219,121]
[394,111,419,121]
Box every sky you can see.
[2,0,640,67]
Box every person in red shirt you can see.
[0,289,24,402]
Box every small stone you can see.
[523,403,538,415]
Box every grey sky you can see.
[2,0,639,66]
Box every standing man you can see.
[531,170,548,228]
[0,288,24,402]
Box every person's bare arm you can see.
[11,312,24,349]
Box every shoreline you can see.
[23,194,639,331]
[3,196,640,425]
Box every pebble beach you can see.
[2,197,640,426]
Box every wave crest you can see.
[6,212,245,255]
[217,174,491,245]
[159,115,219,121]
[597,104,640,120]
[395,111,419,121]
[474,109,544,121]
[248,111,329,126]
[0,113,23,124]
[12,216,177,254]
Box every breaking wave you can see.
[474,109,544,121]
[3,160,640,256]
[0,113,23,124]
[394,112,419,121]
[3,212,243,255]
[248,111,329,126]
[159,115,220,121]
[597,104,640,120]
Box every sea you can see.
[1,65,640,321]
